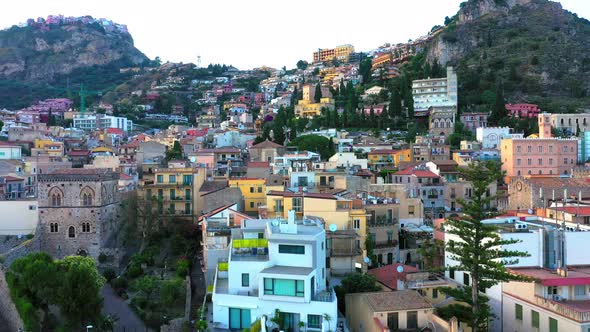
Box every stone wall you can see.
[0,268,24,332]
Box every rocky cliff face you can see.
[426,0,590,110]
[0,23,148,82]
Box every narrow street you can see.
[101,284,149,332]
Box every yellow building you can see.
[33,139,64,157]
[228,178,266,213]
[265,191,368,275]
[313,44,355,63]
[294,98,335,118]
[141,167,206,220]
[368,149,411,169]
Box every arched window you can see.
[82,223,90,233]
[50,223,58,233]
[68,226,75,238]
[80,187,95,207]
[49,187,63,207]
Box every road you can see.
[101,284,149,332]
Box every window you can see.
[549,158,553,165]
[185,203,191,215]
[409,205,415,215]
[527,145,532,153]
[229,308,251,329]
[170,189,176,200]
[82,193,93,206]
[463,272,470,286]
[169,175,176,183]
[517,146,521,153]
[549,317,558,332]
[185,189,191,200]
[249,187,254,193]
[279,244,305,254]
[387,312,399,330]
[250,202,254,208]
[532,310,539,328]
[258,186,263,193]
[407,311,418,329]
[242,273,249,287]
[50,223,58,233]
[292,197,303,212]
[515,303,523,320]
[517,159,522,166]
[549,145,553,153]
[564,158,568,165]
[308,315,322,330]
[157,175,164,183]
[575,285,586,296]
[183,175,192,185]
[538,158,543,166]
[68,226,75,238]
[538,146,543,153]
[432,288,438,299]
[527,158,532,166]
[353,219,360,229]
[275,200,283,212]
[82,223,90,233]
[158,189,164,198]
[263,278,304,297]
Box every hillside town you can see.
[1,4,590,332]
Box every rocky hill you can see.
[427,0,590,112]
[0,19,149,108]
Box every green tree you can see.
[6,252,59,330]
[334,273,381,313]
[166,141,183,161]
[442,161,530,331]
[288,135,334,160]
[314,83,322,103]
[296,60,308,70]
[55,256,105,329]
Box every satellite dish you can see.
[329,224,338,232]
[271,220,279,227]
[528,209,533,214]
[396,265,404,273]
[364,257,370,264]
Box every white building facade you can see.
[412,66,457,116]
[73,114,133,132]
[476,127,511,149]
[212,214,337,331]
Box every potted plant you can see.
[298,321,305,332]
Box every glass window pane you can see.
[241,309,251,328]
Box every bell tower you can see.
[538,113,552,138]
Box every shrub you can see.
[176,258,190,278]
[98,253,107,263]
[111,276,128,290]
[103,268,116,282]
[126,263,143,279]
[160,278,184,307]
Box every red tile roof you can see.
[251,139,283,149]
[551,206,590,216]
[367,263,419,290]
[248,161,270,168]
[3,176,23,182]
[119,173,133,180]
[395,167,439,178]
[266,190,337,200]
[106,128,124,135]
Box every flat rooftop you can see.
[510,266,590,286]
[261,266,314,276]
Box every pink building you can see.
[505,103,541,119]
[501,113,578,178]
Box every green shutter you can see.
[531,310,539,328]
[549,317,558,332]
[515,303,523,320]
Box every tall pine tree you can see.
[442,161,530,331]
[314,83,323,103]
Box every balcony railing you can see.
[533,295,590,322]
[374,240,398,249]
[368,219,396,227]
[330,248,362,257]
[312,288,336,303]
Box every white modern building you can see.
[412,66,457,117]
[476,127,512,149]
[212,212,337,331]
[445,215,590,332]
[73,114,133,132]
[0,200,38,235]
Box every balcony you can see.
[533,295,590,322]
[312,288,336,303]
[231,239,269,261]
[374,240,398,249]
[368,219,396,227]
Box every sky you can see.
[1,0,589,70]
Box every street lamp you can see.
[86,325,93,332]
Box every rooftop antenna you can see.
[197,55,201,68]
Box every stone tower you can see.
[538,113,552,138]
